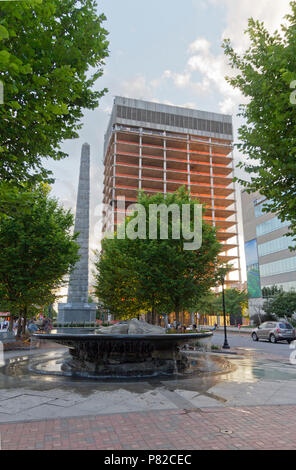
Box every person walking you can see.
[28,320,39,334]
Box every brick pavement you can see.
[1,405,296,450]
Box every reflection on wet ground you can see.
[0,350,296,403]
[0,349,234,396]
[2,348,296,423]
[221,356,295,384]
[2,347,296,395]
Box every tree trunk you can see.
[164,315,168,328]
[175,307,180,325]
[151,296,156,325]
[9,315,13,332]
[22,307,27,336]
[16,315,22,338]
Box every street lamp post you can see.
[221,275,230,350]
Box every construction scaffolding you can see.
[102,97,241,286]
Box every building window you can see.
[264,280,296,292]
[254,198,268,218]
[116,105,233,135]
[258,235,295,257]
[260,256,296,277]
[256,216,290,237]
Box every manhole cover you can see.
[220,429,233,435]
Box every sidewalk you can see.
[1,347,296,450]
[1,405,296,450]
[212,327,251,335]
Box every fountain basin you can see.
[33,331,213,377]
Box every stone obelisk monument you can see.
[58,143,97,324]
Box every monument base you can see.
[58,303,97,324]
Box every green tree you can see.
[194,291,218,316]
[95,187,228,324]
[95,236,151,320]
[263,291,296,319]
[42,303,57,320]
[262,285,283,299]
[223,2,296,242]
[0,185,80,335]
[0,0,109,184]
[214,288,248,324]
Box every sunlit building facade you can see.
[102,96,241,286]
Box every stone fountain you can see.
[34,319,213,377]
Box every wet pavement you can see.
[1,341,296,425]
[0,348,232,422]
[2,342,296,449]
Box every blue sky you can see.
[45,0,293,288]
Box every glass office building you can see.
[241,191,296,315]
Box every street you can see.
[213,331,294,359]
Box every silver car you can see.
[252,321,296,344]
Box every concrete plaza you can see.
[1,336,296,450]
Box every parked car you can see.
[251,321,296,344]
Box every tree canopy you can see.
[214,288,248,320]
[263,290,296,319]
[0,185,80,327]
[262,285,283,299]
[223,1,296,242]
[194,288,248,322]
[0,0,109,184]
[95,188,229,323]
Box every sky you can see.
[45,0,293,294]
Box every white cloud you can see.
[219,97,237,114]
[211,0,291,50]
[188,38,211,54]
[159,1,293,114]
[172,72,191,88]
[154,1,293,115]
[186,38,243,113]
[120,74,157,100]
[161,70,191,88]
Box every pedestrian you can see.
[42,318,50,333]
[28,320,39,334]
[45,318,52,333]
[13,320,18,335]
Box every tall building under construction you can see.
[102,97,241,285]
